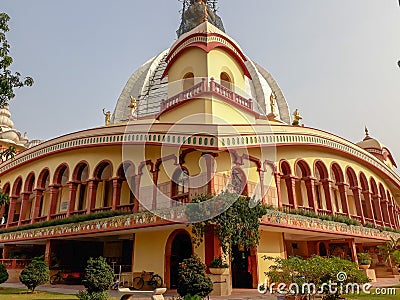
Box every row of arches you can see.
[182,72,233,91]
[1,160,137,227]
[278,159,400,228]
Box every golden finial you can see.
[102,108,111,126]
[292,109,303,126]
[129,96,137,119]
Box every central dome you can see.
[112,49,291,124]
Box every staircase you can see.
[374,266,397,278]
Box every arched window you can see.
[220,72,232,90]
[172,168,189,203]
[183,72,194,91]
[94,161,113,209]
[117,161,136,208]
[54,165,69,214]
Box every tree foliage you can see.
[0,264,8,284]
[19,256,50,292]
[189,192,269,256]
[177,255,213,298]
[78,257,114,300]
[0,12,34,108]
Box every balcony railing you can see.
[317,209,333,216]
[117,204,134,213]
[160,78,253,114]
[0,259,31,269]
[91,207,112,213]
[50,213,68,221]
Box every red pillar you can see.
[133,175,141,212]
[350,187,365,224]
[204,225,222,272]
[305,177,318,213]
[321,179,333,213]
[337,183,350,217]
[32,188,44,222]
[18,193,31,225]
[203,153,217,196]
[6,197,17,227]
[86,180,99,214]
[372,195,384,225]
[381,199,391,228]
[275,173,283,209]
[284,176,297,209]
[67,182,78,217]
[47,185,60,221]
[362,191,375,225]
[112,178,122,211]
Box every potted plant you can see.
[357,252,372,269]
[209,256,229,275]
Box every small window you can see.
[220,72,232,90]
[183,72,194,91]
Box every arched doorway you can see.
[165,230,193,289]
[232,245,253,289]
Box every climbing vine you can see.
[188,191,269,257]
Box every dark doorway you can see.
[232,245,252,288]
[319,243,328,257]
[170,233,192,288]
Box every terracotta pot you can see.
[209,268,227,275]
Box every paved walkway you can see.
[2,278,399,299]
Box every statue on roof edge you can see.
[177,0,225,37]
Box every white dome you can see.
[112,50,291,124]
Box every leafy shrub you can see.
[265,255,370,299]
[78,257,114,300]
[177,255,213,298]
[19,256,50,292]
[0,264,8,284]
[209,256,229,268]
[357,253,372,265]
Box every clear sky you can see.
[2,1,400,159]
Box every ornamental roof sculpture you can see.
[177,0,225,37]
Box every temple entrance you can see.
[232,245,252,289]
[166,230,193,288]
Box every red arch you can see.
[2,182,11,195]
[331,163,344,183]
[117,161,135,179]
[12,177,23,197]
[314,160,329,180]
[280,160,292,176]
[379,183,386,200]
[345,167,358,188]
[24,172,36,193]
[359,172,369,192]
[294,159,311,178]
[72,161,89,182]
[93,160,113,180]
[370,177,378,195]
[37,169,50,189]
[164,229,193,289]
[53,163,69,185]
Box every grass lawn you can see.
[0,288,77,299]
[345,288,399,300]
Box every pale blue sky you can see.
[2,1,400,159]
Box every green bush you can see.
[19,256,50,292]
[0,264,8,284]
[209,256,229,268]
[77,257,114,300]
[265,255,370,299]
[177,255,213,298]
[357,252,372,265]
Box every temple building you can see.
[0,0,399,290]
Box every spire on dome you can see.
[364,126,371,141]
[177,0,225,37]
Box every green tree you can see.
[0,264,8,284]
[0,12,34,108]
[177,255,213,298]
[19,256,50,292]
[189,192,269,257]
[77,257,114,300]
